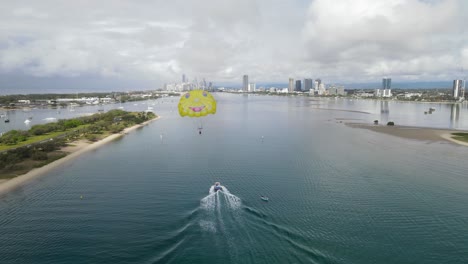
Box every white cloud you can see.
[0,0,467,89]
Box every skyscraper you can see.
[304,78,313,91]
[295,80,302,91]
[243,75,249,92]
[314,79,321,91]
[182,74,186,83]
[382,78,392,97]
[382,78,391,90]
[288,78,294,93]
[453,79,463,99]
[249,83,256,92]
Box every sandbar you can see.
[0,117,160,196]
[347,122,468,146]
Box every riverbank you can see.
[0,116,160,196]
[346,122,468,146]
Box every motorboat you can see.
[260,196,269,201]
[213,182,223,192]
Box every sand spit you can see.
[0,117,160,196]
[347,123,468,146]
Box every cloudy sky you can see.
[1,0,467,90]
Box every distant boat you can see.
[429,107,436,111]
[24,119,31,124]
[4,118,10,123]
[43,117,58,122]
[260,196,269,201]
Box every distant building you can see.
[304,78,313,91]
[318,83,326,95]
[182,74,186,83]
[382,78,391,89]
[382,89,392,97]
[453,79,464,99]
[328,86,346,96]
[17,99,31,104]
[382,78,392,97]
[243,75,249,92]
[288,78,295,93]
[249,83,256,92]
[314,79,321,91]
[295,80,302,91]
[374,89,382,97]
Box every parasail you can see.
[178,90,217,117]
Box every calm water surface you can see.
[1,94,468,263]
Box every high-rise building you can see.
[243,75,249,92]
[314,79,321,91]
[304,78,313,91]
[382,78,391,90]
[295,80,302,91]
[318,83,326,95]
[382,78,392,97]
[453,79,464,99]
[249,83,256,92]
[182,74,186,83]
[288,78,295,93]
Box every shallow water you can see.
[1,94,468,263]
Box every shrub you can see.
[387,121,395,126]
[85,134,99,142]
[31,150,48,160]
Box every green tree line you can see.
[0,110,156,173]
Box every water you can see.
[1,94,468,263]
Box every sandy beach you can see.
[0,117,160,196]
[347,122,468,146]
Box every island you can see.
[0,109,158,194]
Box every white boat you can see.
[24,119,31,124]
[260,196,269,201]
[213,182,223,192]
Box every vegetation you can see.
[451,133,468,143]
[0,92,161,108]
[0,110,157,179]
[387,121,395,126]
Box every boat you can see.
[24,119,31,124]
[429,107,436,111]
[4,118,9,123]
[260,195,269,201]
[213,182,223,192]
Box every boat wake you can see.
[196,185,252,262]
[200,185,241,212]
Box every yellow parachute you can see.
[178,90,217,117]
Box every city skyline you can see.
[0,0,468,91]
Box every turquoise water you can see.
[1,94,468,263]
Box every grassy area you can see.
[0,124,89,152]
[452,132,468,143]
[0,110,157,180]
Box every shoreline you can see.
[346,122,468,146]
[0,116,160,196]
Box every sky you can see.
[1,0,468,91]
